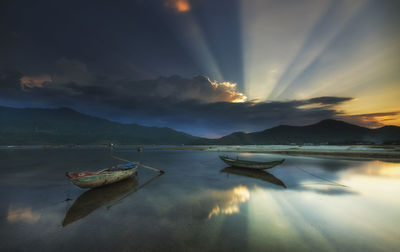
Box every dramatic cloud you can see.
[297,96,354,110]
[0,67,362,136]
[1,63,397,136]
[49,74,246,104]
[306,96,353,106]
[20,74,52,89]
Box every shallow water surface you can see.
[0,149,399,251]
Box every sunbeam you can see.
[239,0,399,126]
[240,0,330,101]
[165,3,224,81]
[269,0,366,100]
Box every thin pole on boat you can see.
[111,155,165,174]
[139,163,165,174]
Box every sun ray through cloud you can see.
[240,0,331,101]
[164,0,224,81]
[268,0,367,100]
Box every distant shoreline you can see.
[170,145,400,160]
[1,144,400,160]
[210,149,400,160]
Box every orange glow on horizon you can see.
[341,110,400,128]
[333,80,400,128]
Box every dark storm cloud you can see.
[48,73,244,103]
[307,96,353,105]
[0,67,357,136]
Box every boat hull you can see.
[67,166,138,189]
[63,178,138,226]
[219,156,284,170]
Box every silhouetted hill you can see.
[209,119,400,145]
[0,106,202,145]
[1,106,399,145]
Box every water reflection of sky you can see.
[7,205,41,224]
[0,149,399,251]
[207,185,250,219]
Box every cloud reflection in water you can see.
[208,185,250,219]
[7,205,40,224]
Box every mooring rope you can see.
[295,166,349,188]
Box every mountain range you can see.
[0,106,399,145]
[202,119,400,145]
[0,106,200,145]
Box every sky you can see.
[0,0,399,137]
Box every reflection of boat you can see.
[219,156,284,170]
[221,167,287,188]
[66,162,138,188]
[62,178,138,227]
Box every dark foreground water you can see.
[0,148,399,251]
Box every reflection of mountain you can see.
[62,178,138,227]
[221,167,287,188]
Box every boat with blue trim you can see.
[66,162,139,189]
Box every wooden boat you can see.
[62,178,138,226]
[219,156,284,170]
[66,162,139,189]
[221,167,286,188]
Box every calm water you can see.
[1,148,399,251]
